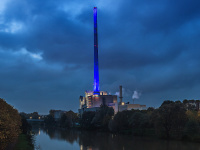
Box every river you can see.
[32,127,200,150]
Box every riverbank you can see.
[41,124,200,143]
[31,126,200,150]
[13,133,34,150]
[41,100,200,143]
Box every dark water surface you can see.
[32,127,200,150]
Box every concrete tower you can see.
[93,7,100,95]
[119,85,123,104]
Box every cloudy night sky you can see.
[0,0,200,114]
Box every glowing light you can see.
[93,7,100,94]
[80,145,83,150]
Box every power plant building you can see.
[79,7,146,115]
[118,85,147,111]
[79,7,118,115]
[119,103,146,111]
[79,91,118,114]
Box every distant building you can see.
[79,91,118,116]
[119,103,146,111]
[183,100,200,110]
[118,86,147,112]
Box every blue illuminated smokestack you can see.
[93,7,100,94]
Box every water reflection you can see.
[33,126,200,150]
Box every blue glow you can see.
[93,7,100,94]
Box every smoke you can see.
[114,88,141,101]
[132,90,141,99]
[115,92,119,96]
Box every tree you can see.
[80,111,96,129]
[20,115,32,134]
[161,100,174,106]
[92,105,114,129]
[154,101,187,139]
[184,110,200,138]
[109,110,133,132]
[183,99,188,104]
[60,111,78,128]
[30,112,39,119]
[0,98,21,148]
[44,114,55,125]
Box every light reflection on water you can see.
[32,127,200,150]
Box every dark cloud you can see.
[0,0,200,113]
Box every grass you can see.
[14,134,34,150]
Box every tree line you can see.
[44,99,200,141]
[44,110,79,128]
[110,100,200,141]
[0,98,34,150]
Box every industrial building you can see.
[79,91,118,114]
[118,85,146,111]
[79,7,118,115]
[79,7,146,115]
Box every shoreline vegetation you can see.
[0,98,34,150]
[1,98,200,150]
[43,100,200,142]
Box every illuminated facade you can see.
[79,91,108,109]
[79,91,118,114]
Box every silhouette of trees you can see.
[78,105,114,130]
[109,110,133,133]
[80,111,96,129]
[92,105,114,129]
[43,99,200,142]
[129,111,151,135]
[60,110,79,128]
[20,111,40,119]
[108,100,200,141]
[154,101,187,139]
[184,110,200,140]
[44,113,55,125]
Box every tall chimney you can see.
[119,85,123,104]
[93,7,100,95]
